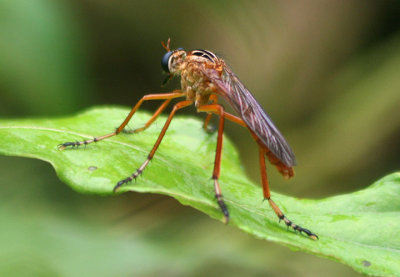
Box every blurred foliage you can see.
[0,0,399,276]
[0,0,91,116]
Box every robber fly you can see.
[59,39,318,240]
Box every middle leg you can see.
[113,100,193,192]
[198,103,229,223]
[203,94,219,132]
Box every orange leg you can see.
[203,113,214,132]
[58,90,185,149]
[204,108,247,129]
[123,98,171,134]
[113,100,193,192]
[248,129,294,178]
[203,94,219,132]
[197,103,229,223]
[201,107,317,238]
[258,147,318,239]
[223,113,247,127]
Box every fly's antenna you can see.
[161,38,171,52]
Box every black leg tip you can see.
[113,180,126,193]
[301,228,319,240]
[58,142,76,150]
[216,199,229,224]
[222,214,229,224]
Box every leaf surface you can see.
[0,107,399,276]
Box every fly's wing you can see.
[202,64,296,167]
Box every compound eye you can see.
[161,51,173,73]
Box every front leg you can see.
[122,98,171,134]
[58,91,185,150]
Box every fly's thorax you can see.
[181,63,218,107]
[189,49,219,63]
[181,61,216,94]
[183,50,222,95]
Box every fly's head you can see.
[161,47,186,76]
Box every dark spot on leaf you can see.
[362,260,371,267]
[88,166,98,171]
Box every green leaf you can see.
[0,107,399,276]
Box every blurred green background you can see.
[1,0,399,276]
